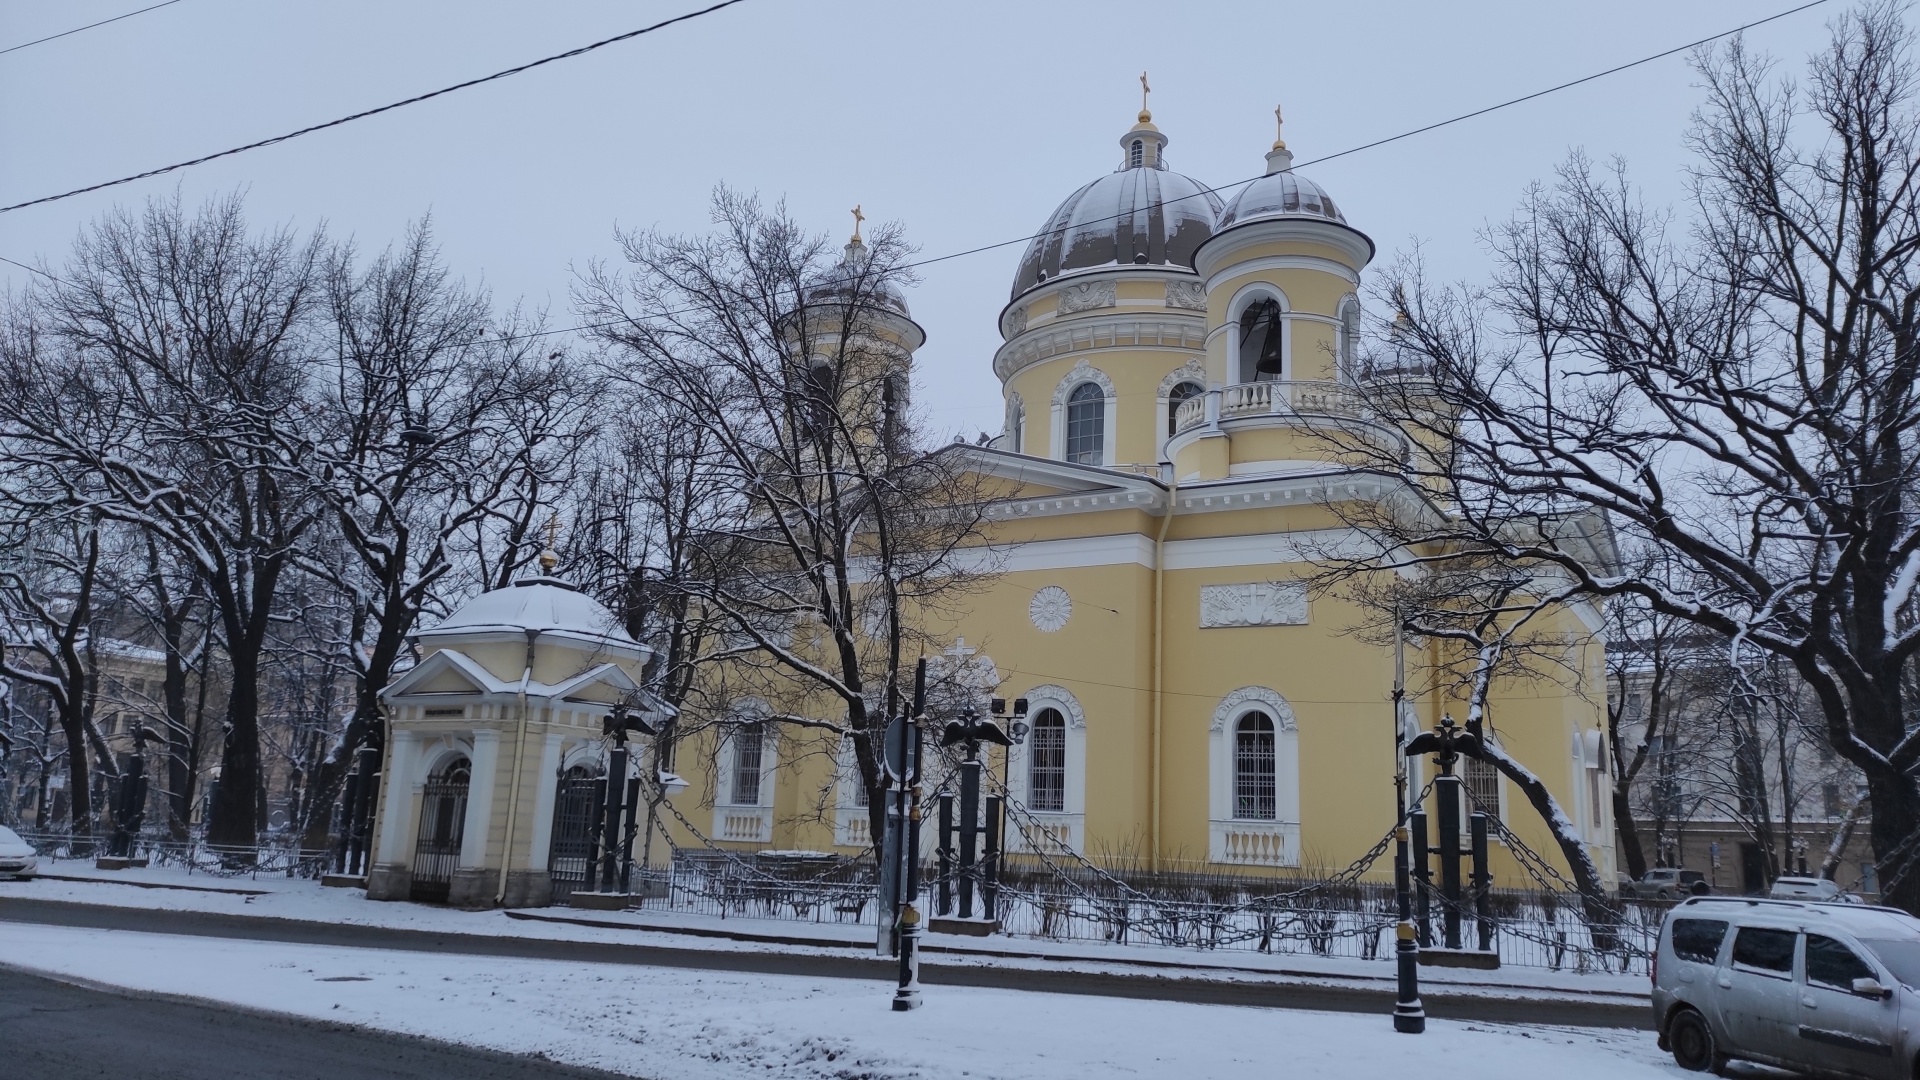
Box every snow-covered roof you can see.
[416,577,645,658]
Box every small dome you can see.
[1216,137,1345,228]
[418,576,643,656]
[1011,117,1221,300]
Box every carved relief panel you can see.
[1199,582,1309,628]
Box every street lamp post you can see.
[1391,614,1425,1034]
[893,658,929,1012]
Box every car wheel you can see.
[1658,888,1675,901]
[1669,1008,1723,1072]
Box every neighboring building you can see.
[1614,650,1875,896]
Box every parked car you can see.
[1629,868,1712,900]
[0,826,37,880]
[1653,895,1920,1076]
[1771,875,1861,903]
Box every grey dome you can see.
[808,237,910,316]
[1217,169,1345,228]
[1012,166,1222,300]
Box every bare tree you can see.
[575,190,996,847]
[1344,5,1920,913]
[0,195,327,856]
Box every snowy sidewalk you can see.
[2,861,1650,1008]
[0,922,1678,1080]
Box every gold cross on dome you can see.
[850,204,865,243]
[1139,71,1151,116]
[1273,104,1287,150]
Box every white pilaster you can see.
[524,731,565,870]
[460,729,501,869]
[374,729,419,862]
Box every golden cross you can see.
[1273,103,1287,150]
[544,513,560,550]
[850,204,865,243]
[1139,71,1150,115]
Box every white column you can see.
[460,729,501,869]
[374,729,419,863]
[524,732,565,871]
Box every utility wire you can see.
[0,0,752,215]
[0,0,1831,322]
[0,255,60,284]
[0,0,184,58]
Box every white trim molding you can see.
[1005,684,1087,855]
[1208,687,1301,867]
[1050,359,1118,466]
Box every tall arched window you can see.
[1028,709,1067,812]
[731,723,764,805]
[1130,139,1144,168]
[1064,382,1106,465]
[1166,380,1202,437]
[1234,712,1277,820]
[1010,400,1024,454]
[1338,301,1361,379]
[1238,298,1285,382]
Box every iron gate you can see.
[547,770,603,904]
[409,759,470,903]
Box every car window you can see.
[1670,918,1729,964]
[1807,935,1875,991]
[1732,927,1797,974]
[1860,939,1920,989]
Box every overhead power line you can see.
[0,0,752,216]
[0,0,185,58]
[0,0,1833,323]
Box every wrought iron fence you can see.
[10,829,336,879]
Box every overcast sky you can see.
[0,0,1835,440]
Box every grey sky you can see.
[0,0,1833,440]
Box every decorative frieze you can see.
[1003,304,1028,338]
[1055,280,1117,315]
[1165,280,1207,311]
[1199,581,1309,628]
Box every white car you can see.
[1771,875,1861,903]
[0,826,38,879]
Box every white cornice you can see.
[994,313,1206,382]
[1193,218,1375,280]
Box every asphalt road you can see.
[0,896,1653,1029]
[0,966,641,1080]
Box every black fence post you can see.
[1410,808,1432,948]
[620,776,642,893]
[1470,811,1493,953]
[958,755,980,919]
[936,792,954,917]
[983,795,1002,921]
[1436,772,1462,950]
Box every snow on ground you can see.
[1,860,1650,1002]
[0,922,1676,1080]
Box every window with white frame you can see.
[730,723,764,805]
[1166,380,1202,438]
[1064,382,1106,465]
[1462,755,1500,821]
[1028,708,1067,812]
[1234,712,1278,820]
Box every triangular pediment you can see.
[383,649,508,700]
[936,444,1162,505]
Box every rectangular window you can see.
[1462,756,1500,820]
[1731,927,1796,975]
[1824,783,1843,819]
[1669,918,1729,965]
[730,725,763,806]
[1235,728,1277,820]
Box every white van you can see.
[1653,896,1920,1077]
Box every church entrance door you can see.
[548,767,602,903]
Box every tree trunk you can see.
[206,651,261,856]
[1479,740,1619,947]
[1612,785,1648,881]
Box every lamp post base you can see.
[1393,1006,1426,1034]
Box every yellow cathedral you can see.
[363,99,1617,906]
[667,101,1618,888]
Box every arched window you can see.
[1028,709,1067,812]
[1064,382,1106,465]
[1010,400,1025,454]
[1130,139,1144,168]
[731,723,764,805]
[1234,713,1277,820]
[1166,380,1202,437]
[1338,301,1361,379]
[1238,298,1285,382]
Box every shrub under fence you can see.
[12,828,336,879]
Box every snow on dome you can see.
[1010,118,1221,300]
[1216,168,1346,228]
[417,577,643,657]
